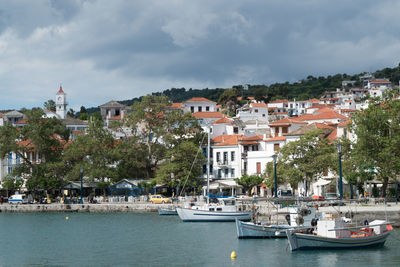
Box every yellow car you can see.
[149,195,171,204]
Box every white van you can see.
[8,194,28,204]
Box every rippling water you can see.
[0,213,399,266]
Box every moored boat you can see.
[286,218,393,251]
[176,198,253,222]
[236,206,318,238]
[158,207,178,215]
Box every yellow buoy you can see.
[230,251,237,259]
[65,217,69,220]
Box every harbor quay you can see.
[1,200,400,226]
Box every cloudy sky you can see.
[0,0,399,111]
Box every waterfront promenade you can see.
[1,200,399,226]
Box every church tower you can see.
[56,85,67,119]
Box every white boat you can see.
[236,207,318,238]
[286,218,393,251]
[176,126,253,222]
[176,198,253,222]
[158,207,178,215]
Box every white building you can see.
[56,86,67,119]
[182,97,217,113]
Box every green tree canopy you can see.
[235,174,264,195]
[0,109,70,192]
[278,130,335,195]
[351,90,400,197]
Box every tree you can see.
[235,174,264,195]
[44,100,56,111]
[2,176,23,197]
[156,141,205,190]
[0,109,70,193]
[123,95,202,178]
[67,108,75,118]
[63,119,118,184]
[218,88,239,115]
[278,130,335,195]
[351,90,400,197]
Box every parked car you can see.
[149,195,171,204]
[278,190,293,197]
[323,192,340,206]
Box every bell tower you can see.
[56,85,67,119]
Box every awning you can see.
[313,179,332,187]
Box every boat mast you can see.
[207,126,210,204]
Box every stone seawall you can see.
[1,202,400,226]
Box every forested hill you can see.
[86,63,400,113]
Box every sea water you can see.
[0,212,399,266]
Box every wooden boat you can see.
[158,207,178,215]
[286,219,393,251]
[236,207,318,238]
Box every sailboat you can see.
[176,127,253,222]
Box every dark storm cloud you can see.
[0,0,399,110]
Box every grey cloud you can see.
[0,0,400,110]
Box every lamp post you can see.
[272,154,278,198]
[80,167,84,204]
[337,143,343,200]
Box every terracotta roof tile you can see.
[270,99,288,103]
[265,136,286,142]
[213,117,233,124]
[192,112,226,119]
[269,118,307,125]
[297,111,348,121]
[250,103,267,108]
[338,120,351,127]
[183,97,214,103]
[171,103,183,108]
[327,128,337,140]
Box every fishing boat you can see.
[286,218,393,250]
[236,206,318,238]
[158,207,178,215]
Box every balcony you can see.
[216,161,228,168]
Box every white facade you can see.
[56,86,67,119]
[182,97,217,113]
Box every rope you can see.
[179,133,207,197]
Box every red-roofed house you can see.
[269,118,307,137]
[297,111,348,124]
[236,102,269,122]
[182,97,217,113]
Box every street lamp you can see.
[80,167,84,204]
[337,143,343,200]
[272,154,278,198]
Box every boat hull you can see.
[286,230,391,251]
[236,219,290,238]
[158,207,178,215]
[176,208,252,222]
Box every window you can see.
[190,106,195,113]
[233,127,238,134]
[274,143,280,151]
[244,162,247,172]
[223,152,228,163]
[202,147,207,157]
[275,127,279,136]
[198,106,202,112]
[231,168,235,177]
[231,151,235,161]
[282,127,288,134]
[225,168,229,177]
[210,164,213,174]
[254,109,258,113]
[203,165,207,174]
[216,152,220,162]
[262,114,265,117]
[218,169,222,178]
[206,106,209,111]
[256,162,261,174]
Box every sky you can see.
[0,0,399,111]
